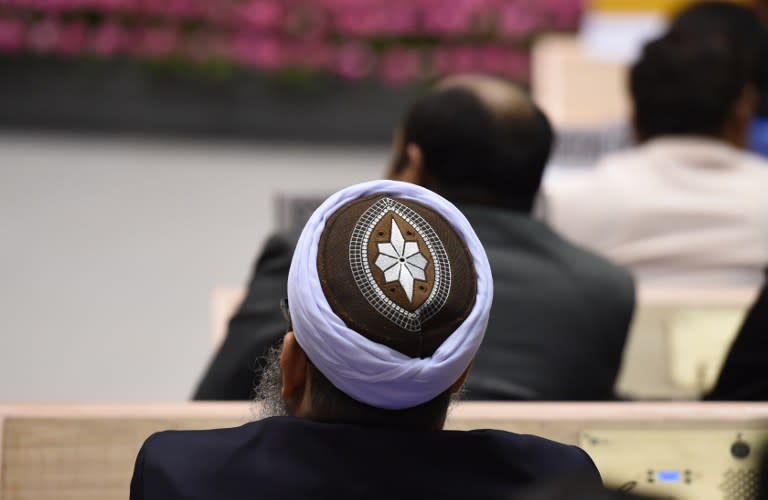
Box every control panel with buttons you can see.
[580,429,766,499]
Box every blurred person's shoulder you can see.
[543,145,648,213]
[737,147,768,174]
[542,147,643,258]
[248,226,303,274]
[258,226,303,258]
[592,144,658,177]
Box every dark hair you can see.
[397,87,553,213]
[670,1,764,89]
[631,35,753,139]
[307,362,452,430]
[671,1,768,117]
[630,3,763,139]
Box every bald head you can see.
[391,74,553,212]
[436,74,538,124]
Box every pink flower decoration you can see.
[89,20,126,57]
[139,26,178,58]
[448,47,477,74]
[234,36,284,69]
[422,4,474,36]
[57,21,86,56]
[548,0,583,29]
[334,8,378,37]
[474,45,507,74]
[180,31,228,61]
[385,7,419,36]
[282,4,329,40]
[27,18,60,54]
[432,44,528,79]
[335,42,375,80]
[499,4,539,38]
[498,49,530,80]
[136,0,163,17]
[287,41,333,69]
[379,48,422,84]
[96,0,134,14]
[0,0,582,84]
[200,1,236,25]
[166,0,202,18]
[241,1,282,30]
[336,6,419,37]
[0,18,25,53]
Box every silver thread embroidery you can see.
[349,197,451,332]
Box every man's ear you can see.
[734,84,759,123]
[727,83,759,148]
[388,142,426,185]
[449,362,473,394]
[280,332,309,402]
[398,143,425,184]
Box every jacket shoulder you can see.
[479,430,602,484]
[140,422,259,458]
[532,218,635,303]
[131,423,264,499]
[253,228,301,270]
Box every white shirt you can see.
[544,137,768,286]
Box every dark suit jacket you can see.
[194,206,635,401]
[195,227,300,400]
[459,206,635,400]
[130,416,601,500]
[706,281,768,400]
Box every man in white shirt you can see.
[545,3,768,286]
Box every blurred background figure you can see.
[545,2,768,287]
[707,271,768,400]
[195,75,635,402]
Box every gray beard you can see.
[251,344,464,422]
[252,346,289,419]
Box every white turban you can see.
[287,180,493,410]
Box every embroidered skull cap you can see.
[287,180,492,409]
[317,194,477,358]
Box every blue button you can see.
[657,470,681,483]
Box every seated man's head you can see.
[388,75,554,214]
[630,2,763,146]
[256,181,492,431]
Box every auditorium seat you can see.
[616,286,758,400]
[1,402,766,499]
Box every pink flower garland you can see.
[0,0,583,84]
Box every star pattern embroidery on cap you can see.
[374,218,428,302]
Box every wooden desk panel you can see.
[2,402,768,500]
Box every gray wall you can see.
[0,133,385,401]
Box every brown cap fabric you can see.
[317,195,476,358]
